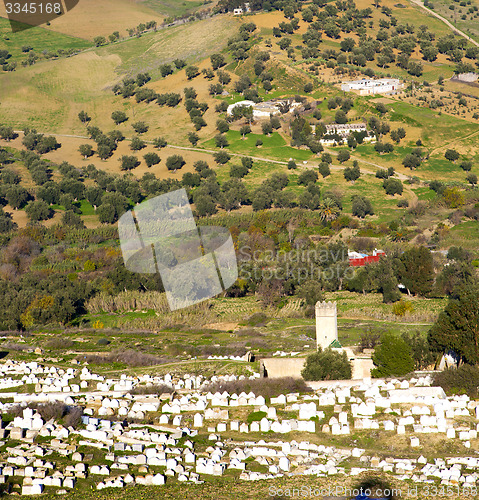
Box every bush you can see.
[301,348,352,381]
[371,332,415,377]
[433,365,479,397]
[402,331,435,370]
[246,411,267,423]
[359,329,382,351]
[130,383,173,395]
[392,299,414,316]
[35,402,67,421]
[64,406,83,429]
[85,350,169,367]
[45,337,75,349]
[352,195,374,218]
[246,312,268,326]
[7,402,82,428]
[353,476,397,500]
[203,377,312,399]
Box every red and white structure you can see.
[348,249,386,267]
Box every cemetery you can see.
[0,357,476,496]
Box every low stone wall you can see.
[259,358,306,378]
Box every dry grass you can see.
[85,349,169,367]
[86,291,170,314]
[202,376,312,398]
[130,383,173,395]
[0,0,164,40]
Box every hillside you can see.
[0,2,478,499]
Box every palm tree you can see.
[318,198,340,222]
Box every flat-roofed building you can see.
[324,122,367,137]
[341,78,402,95]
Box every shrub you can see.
[301,348,352,381]
[433,364,479,398]
[64,406,83,429]
[402,331,435,370]
[247,411,267,423]
[130,383,173,395]
[203,377,312,399]
[392,299,414,316]
[371,332,415,377]
[353,475,397,500]
[85,350,168,367]
[246,312,268,326]
[359,329,382,351]
[45,337,75,350]
[36,402,67,421]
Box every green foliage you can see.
[296,279,323,308]
[25,200,51,222]
[247,411,267,423]
[392,299,414,316]
[166,155,185,171]
[402,331,435,370]
[301,348,352,381]
[428,284,479,365]
[351,195,373,218]
[246,312,268,327]
[143,152,160,168]
[434,365,479,398]
[337,149,351,163]
[398,246,434,296]
[343,163,359,181]
[119,155,140,171]
[111,111,128,125]
[371,332,415,377]
[383,178,403,196]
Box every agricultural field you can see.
[0,0,165,39]
[420,0,479,43]
[0,5,477,498]
[0,17,93,61]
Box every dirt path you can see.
[409,0,479,48]
[428,129,479,155]
[347,156,419,204]
[10,131,420,204]
[348,156,410,181]
[12,130,290,166]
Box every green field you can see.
[0,16,92,61]
[140,0,207,17]
[425,0,479,43]
[100,15,240,76]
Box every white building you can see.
[341,78,402,95]
[324,122,367,137]
[227,99,300,119]
[233,2,250,15]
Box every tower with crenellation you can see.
[315,301,338,351]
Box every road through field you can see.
[11,129,419,203]
[408,0,479,48]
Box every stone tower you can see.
[315,301,338,350]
